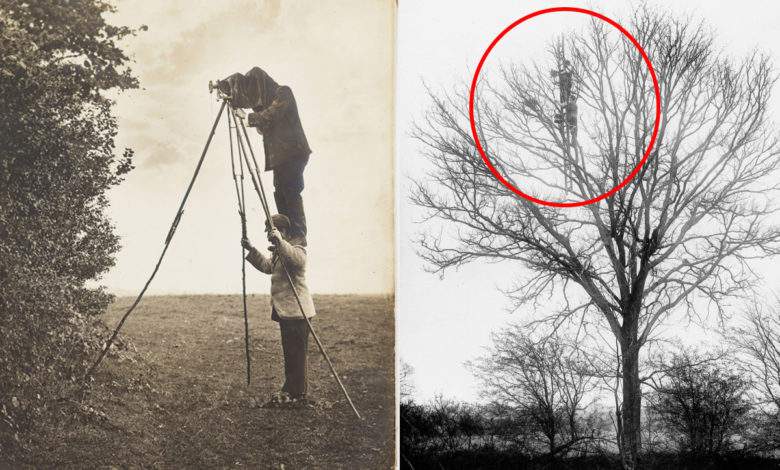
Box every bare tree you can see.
[647,351,751,456]
[469,326,599,457]
[732,298,780,409]
[411,8,780,469]
[400,359,417,403]
[730,298,780,451]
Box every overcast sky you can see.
[102,0,394,296]
[397,0,780,403]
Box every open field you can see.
[24,294,395,468]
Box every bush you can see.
[647,352,752,456]
[0,0,139,459]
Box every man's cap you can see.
[266,213,291,232]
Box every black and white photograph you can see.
[398,1,780,469]
[1,0,394,467]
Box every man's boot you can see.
[286,193,307,246]
[274,190,288,218]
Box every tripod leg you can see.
[229,109,253,386]
[86,100,228,380]
[241,251,251,385]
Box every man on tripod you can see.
[218,67,311,245]
[242,213,316,406]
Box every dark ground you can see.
[20,294,395,469]
[402,452,780,470]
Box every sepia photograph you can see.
[1,0,395,467]
[398,1,780,469]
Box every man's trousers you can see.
[273,155,309,245]
[273,308,310,398]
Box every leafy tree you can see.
[411,8,780,468]
[0,0,140,455]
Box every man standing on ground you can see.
[242,214,316,406]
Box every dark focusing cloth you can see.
[223,67,311,170]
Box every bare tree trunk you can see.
[547,430,557,456]
[620,313,642,470]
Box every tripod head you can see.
[208,79,231,100]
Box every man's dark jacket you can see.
[223,67,311,170]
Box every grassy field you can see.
[28,294,395,468]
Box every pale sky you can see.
[102,0,395,295]
[397,0,780,403]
